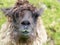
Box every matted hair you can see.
[0,0,47,45]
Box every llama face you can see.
[1,3,44,43]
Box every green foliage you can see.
[0,0,60,45]
[0,12,6,28]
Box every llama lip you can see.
[22,30,29,34]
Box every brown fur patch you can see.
[0,0,47,45]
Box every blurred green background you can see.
[0,0,60,45]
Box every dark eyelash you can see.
[12,14,16,22]
[32,13,39,22]
[33,13,39,18]
[14,11,19,18]
[16,12,19,18]
[12,11,19,22]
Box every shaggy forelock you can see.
[6,0,36,18]
[0,0,47,45]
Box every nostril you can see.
[21,21,30,25]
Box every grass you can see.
[0,0,60,45]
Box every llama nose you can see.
[21,21,30,26]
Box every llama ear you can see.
[37,8,44,16]
[1,7,13,17]
[35,4,46,16]
[1,8,11,14]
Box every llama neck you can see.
[12,38,42,45]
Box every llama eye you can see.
[16,13,19,18]
[34,13,39,18]
[32,13,39,19]
[15,12,19,18]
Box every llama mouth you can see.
[22,30,29,34]
[21,30,30,39]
